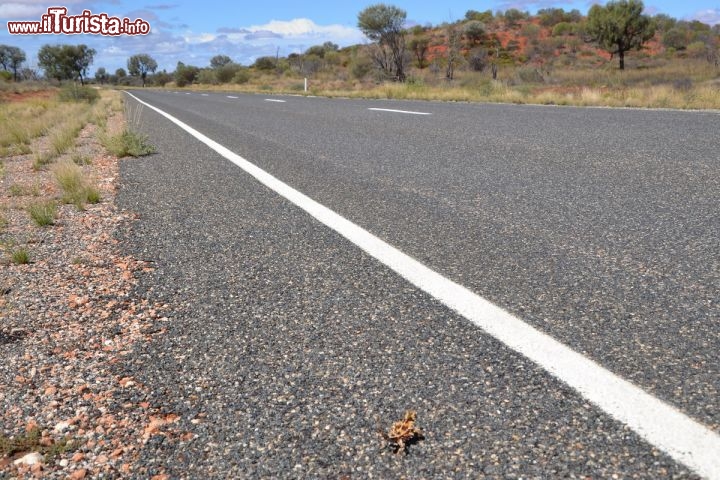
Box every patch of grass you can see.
[50,120,84,157]
[28,200,57,226]
[10,247,30,264]
[0,212,8,230]
[85,186,101,204]
[0,427,41,457]
[53,160,100,209]
[32,152,54,170]
[0,160,5,179]
[71,153,92,165]
[0,428,82,462]
[102,129,155,158]
[8,183,40,197]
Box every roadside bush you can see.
[351,56,373,79]
[216,63,242,83]
[468,48,488,72]
[233,69,251,84]
[253,56,276,70]
[197,69,218,85]
[552,22,577,37]
[102,130,155,158]
[59,84,99,103]
[516,67,546,83]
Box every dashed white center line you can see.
[201,94,209,96]
[185,92,191,95]
[368,107,431,115]
[124,91,720,480]
[227,95,239,99]
[265,99,286,103]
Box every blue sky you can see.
[1,0,719,75]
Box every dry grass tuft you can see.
[53,160,101,209]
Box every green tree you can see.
[408,35,429,68]
[253,56,276,70]
[463,20,486,46]
[502,9,528,28]
[127,54,158,87]
[174,61,199,87]
[38,44,95,84]
[587,0,655,70]
[210,55,232,68]
[65,45,95,85]
[115,68,127,78]
[662,27,688,50]
[0,45,26,81]
[357,3,407,81]
[465,10,493,23]
[95,67,108,84]
[38,45,70,82]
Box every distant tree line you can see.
[1,0,718,88]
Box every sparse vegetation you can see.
[101,129,155,158]
[10,246,30,264]
[28,200,57,226]
[0,427,81,461]
[8,183,39,197]
[53,160,101,209]
[71,153,92,165]
[58,83,99,103]
[105,3,719,110]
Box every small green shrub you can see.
[71,153,92,165]
[11,247,30,264]
[33,152,55,170]
[85,186,101,204]
[102,130,155,158]
[28,200,57,226]
[53,160,99,208]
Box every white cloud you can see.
[692,8,720,25]
[0,3,44,19]
[183,33,217,44]
[0,0,90,19]
[235,18,364,43]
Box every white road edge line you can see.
[124,91,720,480]
[265,99,286,103]
[226,95,238,99]
[368,107,431,115]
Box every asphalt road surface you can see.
[117,90,719,478]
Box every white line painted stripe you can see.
[265,99,286,103]
[368,107,431,115]
[226,95,238,99]
[123,91,720,480]
[185,92,191,95]
[201,94,209,96]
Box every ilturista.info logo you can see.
[7,7,151,35]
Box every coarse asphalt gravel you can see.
[116,90,717,478]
